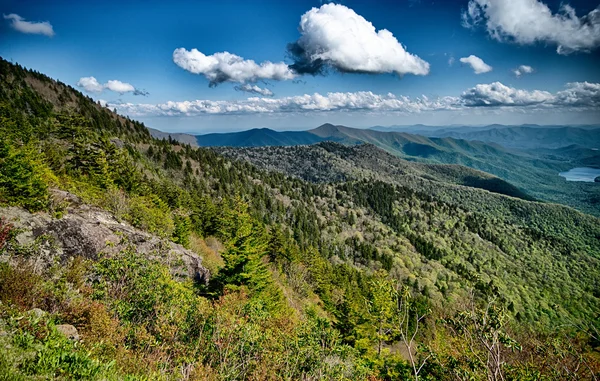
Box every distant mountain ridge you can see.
[149,123,600,215]
[370,124,600,150]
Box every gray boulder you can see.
[0,204,209,284]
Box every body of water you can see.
[559,167,600,182]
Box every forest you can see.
[1,57,599,380]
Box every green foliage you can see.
[209,198,283,311]
[0,138,51,211]
[127,195,174,237]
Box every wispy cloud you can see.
[234,84,274,96]
[77,77,148,96]
[462,0,600,54]
[3,13,54,37]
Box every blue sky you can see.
[1,0,599,133]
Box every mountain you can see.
[147,127,199,146]
[426,125,600,150]
[2,57,599,379]
[196,127,325,147]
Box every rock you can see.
[595,176,600,183]
[110,138,124,148]
[55,324,79,341]
[50,189,81,207]
[27,308,47,319]
[0,205,210,284]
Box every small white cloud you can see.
[77,77,147,95]
[289,3,429,76]
[462,0,600,54]
[77,77,104,93]
[448,56,455,66]
[173,48,296,86]
[459,55,493,74]
[105,80,135,94]
[234,84,274,96]
[3,13,54,37]
[513,65,534,77]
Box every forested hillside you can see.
[1,57,599,380]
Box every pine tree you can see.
[209,197,282,310]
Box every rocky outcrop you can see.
[0,200,209,284]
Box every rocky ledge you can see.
[0,194,209,284]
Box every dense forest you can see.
[1,57,599,380]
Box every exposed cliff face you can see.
[0,195,209,284]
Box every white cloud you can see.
[77,77,104,93]
[461,81,600,108]
[289,3,429,76]
[77,77,147,96]
[555,82,600,107]
[459,55,493,74]
[3,13,54,37]
[172,48,296,86]
[106,82,600,117]
[448,56,455,66]
[513,65,534,77]
[462,0,600,54]
[234,84,274,96]
[461,82,553,106]
[105,80,135,93]
[108,91,459,117]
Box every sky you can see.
[1,0,600,133]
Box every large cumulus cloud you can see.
[288,3,430,76]
[462,0,600,54]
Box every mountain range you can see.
[150,123,600,216]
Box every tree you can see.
[396,285,431,381]
[209,197,282,310]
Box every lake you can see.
[559,167,600,182]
